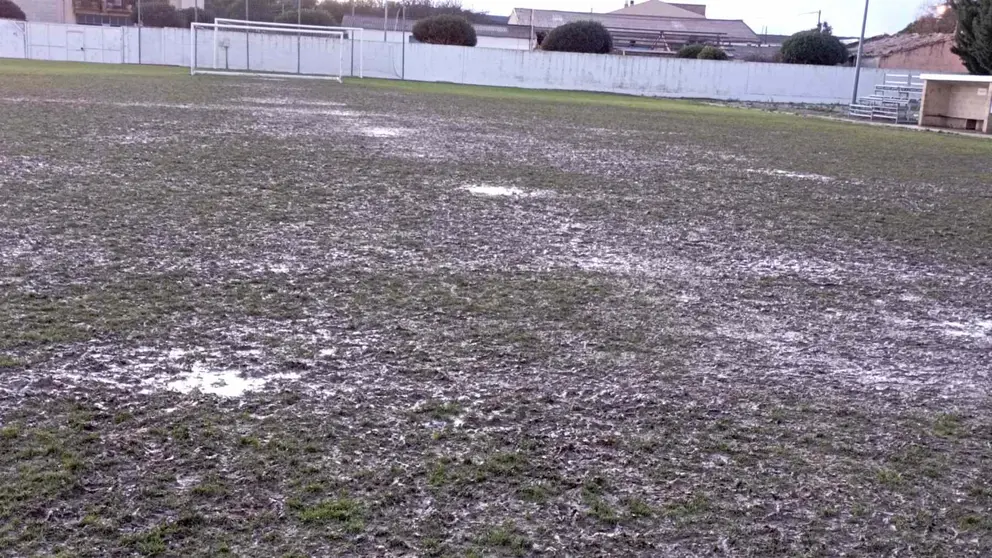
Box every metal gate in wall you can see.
[26,23,123,64]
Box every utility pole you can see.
[296,0,301,74]
[852,0,869,105]
[245,0,250,70]
[530,8,535,49]
[799,10,822,31]
[384,2,388,42]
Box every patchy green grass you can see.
[0,354,24,368]
[663,494,712,522]
[415,400,463,420]
[0,59,186,77]
[293,498,364,533]
[625,497,654,518]
[517,483,553,504]
[933,413,964,438]
[476,522,531,556]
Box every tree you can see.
[133,2,184,27]
[196,0,494,26]
[275,8,336,26]
[902,2,956,33]
[779,28,848,65]
[677,44,705,58]
[697,46,729,60]
[0,0,26,20]
[412,14,477,46]
[541,21,613,54]
[315,0,493,25]
[179,7,215,25]
[951,0,992,74]
[216,0,279,22]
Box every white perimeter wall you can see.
[0,19,896,104]
[402,44,889,104]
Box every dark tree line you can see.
[200,0,493,25]
[131,0,491,28]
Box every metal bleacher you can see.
[849,73,924,124]
[611,28,728,57]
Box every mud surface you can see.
[1,65,991,557]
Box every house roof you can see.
[341,14,533,39]
[671,3,707,17]
[508,9,760,43]
[476,14,511,25]
[609,1,705,19]
[757,33,791,45]
[857,33,954,58]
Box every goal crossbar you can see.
[190,21,349,81]
[213,18,364,78]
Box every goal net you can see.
[190,19,365,81]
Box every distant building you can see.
[73,0,134,26]
[509,7,759,56]
[610,0,706,18]
[854,34,966,73]
[21,0,200,26]
[19,0,75,24]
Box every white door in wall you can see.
[0,20,26,59]
[67,30,85,62]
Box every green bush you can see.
[179,7,214,25]
[697,46,729,60]
[274,8,336,27]
[780,29,848,66]
[677,44,705,58]
[541,21,613,54]
[132,2,183,27]
[412,14,477,46]
[0,0,26,20]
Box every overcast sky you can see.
[460,0,926,37]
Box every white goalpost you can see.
[190,19,365,82]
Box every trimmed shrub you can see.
[274,8,336,27]
[697,46,729,60]
[541,20,613,54]
[412,14,477,46]
[0,0,26,20]
[132,2,184,27]
[535,30,548,47]
[779,29,848,66]
[677,44,705,58]
[741,52,780,63]
[179,7,215,25]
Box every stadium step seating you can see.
[849,73,923,124]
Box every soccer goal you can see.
[190,19,365,81]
